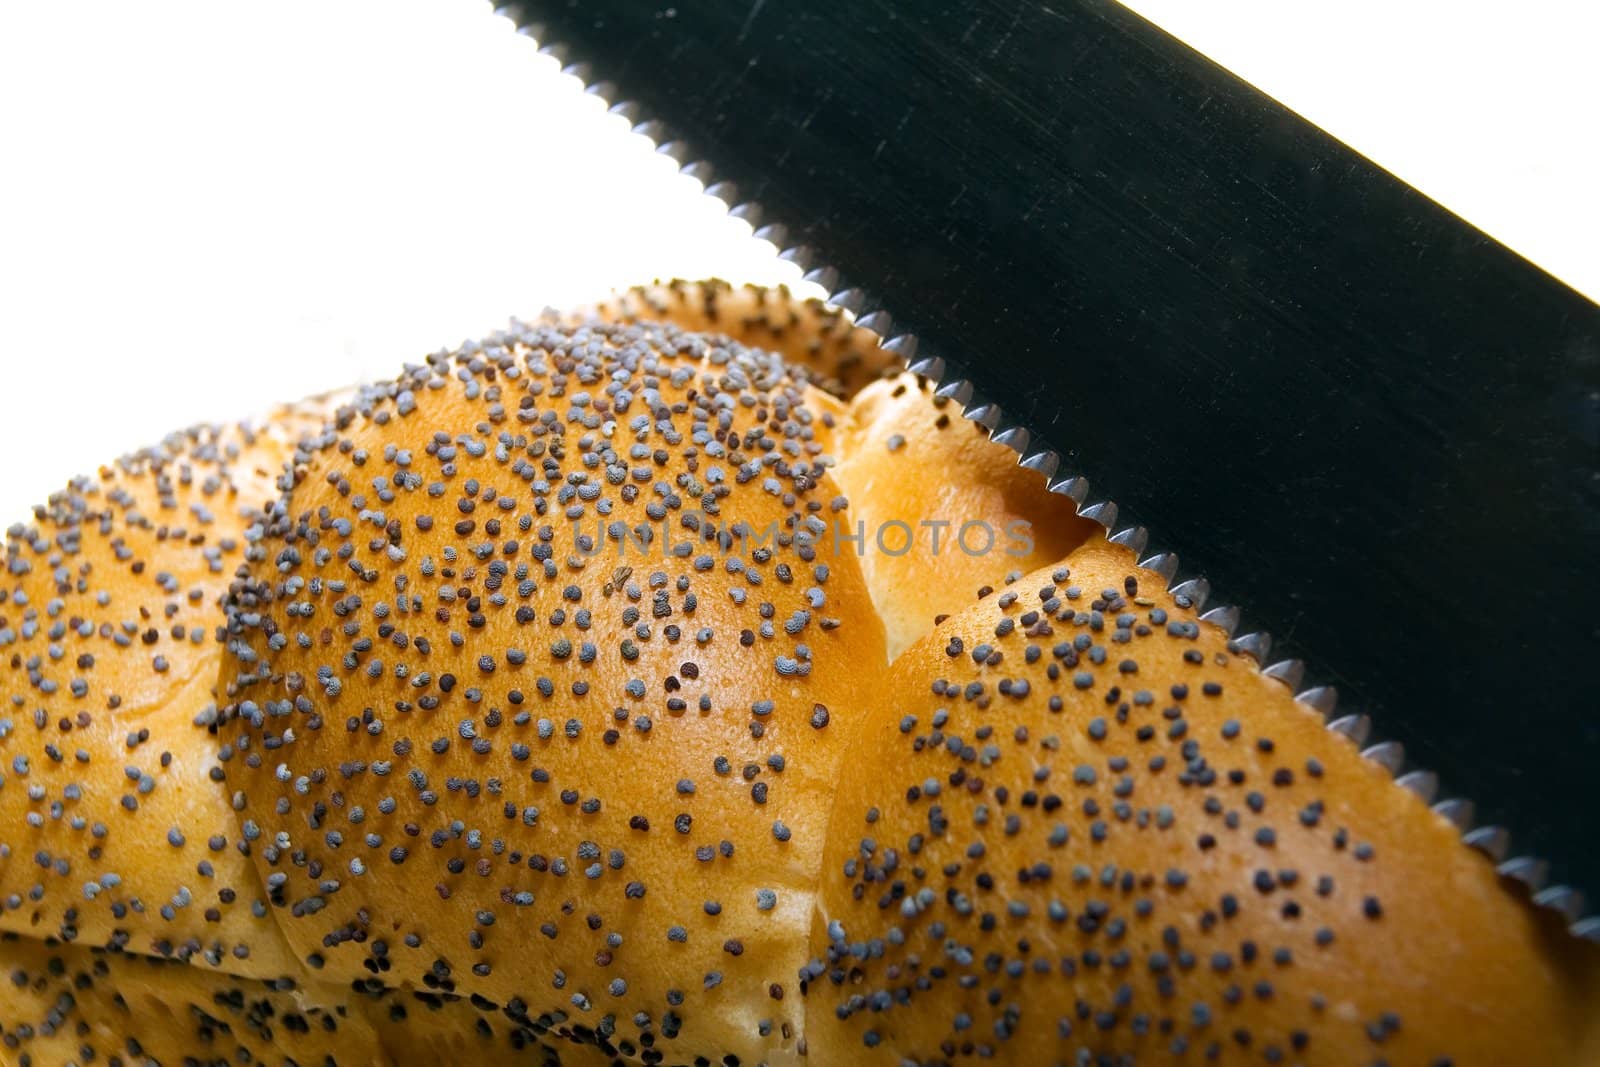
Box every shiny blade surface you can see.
[499,0,1600,900]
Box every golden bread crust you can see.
[2,285,1594,1066]
[805,540,1600,1065]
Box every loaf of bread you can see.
[2,283,1595,1066]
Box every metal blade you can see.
[494,0,1600,925]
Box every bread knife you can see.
[494,0,1600,933]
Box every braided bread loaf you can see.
[2,283,1595,1066]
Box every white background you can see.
[1,0,1595,518]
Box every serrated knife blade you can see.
[493,0,1600,925]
